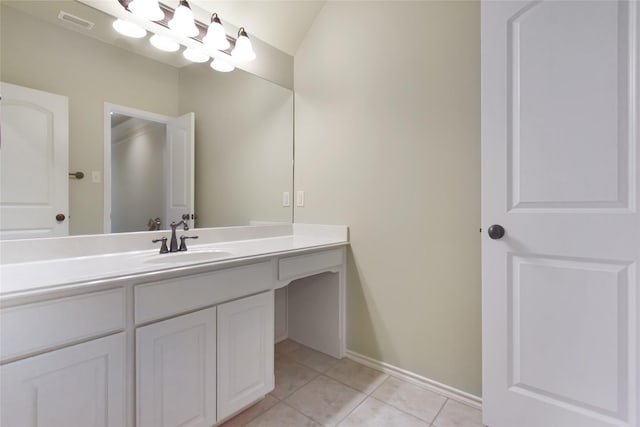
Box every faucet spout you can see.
[169,220,189,252]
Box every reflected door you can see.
[482,1,639,426]
[0,82,69,239]
[165,112,195,228]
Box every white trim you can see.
[345,349,482,409]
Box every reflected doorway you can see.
[104,104,195,233]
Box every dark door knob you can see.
[55,213,66,222]
[488,224,505,239]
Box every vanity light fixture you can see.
[183,47,209,63]
[168,0,199,38]
[202,13,230,50]
[115,0,256,71]
[210,58,234,72]
[150,34,180,51]
[112,18,147,38]
[128,0,164,21]
[231,27,256,62]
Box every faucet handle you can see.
[179,235,199,251]
[152,237,169,254]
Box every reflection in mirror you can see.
[0,1,293,238]
[106,104,195,234]
[110,114,167,233]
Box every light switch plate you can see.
[296,190,304,207]
[91,171,102,183]
[282,191,290,207]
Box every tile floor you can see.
[220,339,484,427]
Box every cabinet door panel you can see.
[136,307,216,427]
[217,291,274,421]
[0,333,126,427]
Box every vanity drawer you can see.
[278,248,343,282]
[0,288,125,362]
[135,261,273,324]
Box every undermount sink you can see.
[143,249,233,264]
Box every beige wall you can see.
[294,1,481,396]
[179,66,293,227]
[1,5,180,235]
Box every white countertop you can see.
[0,224,348,301]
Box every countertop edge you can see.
[0,241,349,307]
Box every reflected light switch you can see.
[282,191,290,207]
[91,171,102,183]
[296,190,304,207]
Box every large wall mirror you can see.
[0,0,294,238]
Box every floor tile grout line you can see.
[277,364,321,401]
[332,392,369,427]
[367,395,434,426]
[365,373,389,396]
[280,400,320,426]
[428,397,449,427]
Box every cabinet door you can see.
[0,333,126,427]
[136,307,216,427]
[217,291,274,421]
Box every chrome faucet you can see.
[169,220,189,252]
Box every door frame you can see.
[103,103,174,234]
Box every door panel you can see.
[165,112,194,228]
[482,1,639,426]
[217,291,274,422]
[0,333,126,427]
[136,307,216,427]
[507,1,634,211]
[0,82,69,238]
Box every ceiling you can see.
[4,0,324,68]
[189,1,325,56]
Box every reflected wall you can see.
[0,3,293,235]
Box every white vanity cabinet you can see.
[136,307,217,427]
[134,262,276,426]
[0,231,347,427]
[217,291,274,422]
[0,333,126,427]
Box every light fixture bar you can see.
[116,0,236,54]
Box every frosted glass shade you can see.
[128,0,164,21]
[210,59,234,72]
[231,28,256,61]
[112,19,146,38]
[168,0,199,38]
[183,48,209,63]
[203,14,230,50]
[150,34,180,52]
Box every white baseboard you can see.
[345,349,482,409]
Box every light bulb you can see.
[168,0,199,38]
[203,13,230,50]
[128,0,164,21]
[150,34,180,52]
[210,58,234,72]
[183,48,209,63]
[231,27,256,61]
[112,19,146,38]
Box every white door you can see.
[217,291,274,422]
[0,333,126,427]
[136,307,216,427]
[165,112,195,228]
[0,82,69,239]
[482,1,639,427]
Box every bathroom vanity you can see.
[0,224,348,427]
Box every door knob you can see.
[488,224,505,240]
[55,213,66,222]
